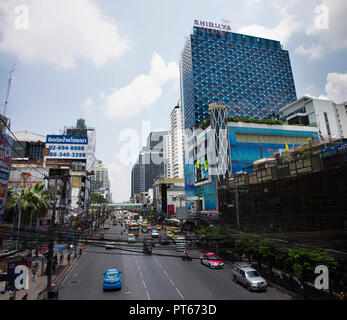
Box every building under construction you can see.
[218,138,347,254]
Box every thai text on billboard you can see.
[45,135,88,160]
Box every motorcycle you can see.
[143,246,152,254]
[182,254,192,261]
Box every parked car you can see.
[200,253,224,269]
[232,263,268,291]
[103,268,122,291]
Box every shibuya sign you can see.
[194,20,232,32]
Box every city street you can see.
[59,224,290,300]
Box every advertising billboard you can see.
[194,154,209,184]
[168,204,175,216]
[9,167,45,192]
[0,133,13,215]
[45,135,88,160]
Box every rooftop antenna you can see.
[3,64,16,117]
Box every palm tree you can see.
[4,187,17,221]
[5,184,51,247]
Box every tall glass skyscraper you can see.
[180,23,297,129]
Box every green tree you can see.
[5,184,51,226]
[4,187,17,221]
[284,247,338,285]
[89,192,109,204]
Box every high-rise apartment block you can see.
[170,102,185,178]
[91,160,111,201]
[131,131,169,200]
[163,134,172,178]
[180,21,297,129]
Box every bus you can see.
[128,222,139,237]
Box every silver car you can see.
[127,234,137,243]
[232,263,268,291]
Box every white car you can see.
[151,229,159,238]
[127,234,136,243]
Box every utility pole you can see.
[235,190,240,232]
[15,204,22,251]
[46,178,58,296]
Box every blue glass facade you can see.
[185,124,318,211]
[181,26,297,129]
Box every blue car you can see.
[103,269,122,291]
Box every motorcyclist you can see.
[183,249,188,261]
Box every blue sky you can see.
[1,0,347,202]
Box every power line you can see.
[0,117,50,175]
[0,131,50,179]
[10,167,46,181]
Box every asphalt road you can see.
[59,224,291,300]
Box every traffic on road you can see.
[58,211,290,300]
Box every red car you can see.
[200,253,224,269]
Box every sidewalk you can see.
[0,246,82,300]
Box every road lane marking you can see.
[154,256,184,299]
[134,255,150,300]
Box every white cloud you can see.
[295,43,324,59]
[0,0,129,69]
[237,5,301,45]
[243,0,263,6]
[318,72,347,103]
[103,51,179,118]
[296,0,347,59]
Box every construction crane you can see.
[3,64,16,117]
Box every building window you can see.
[324,112,331,136]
